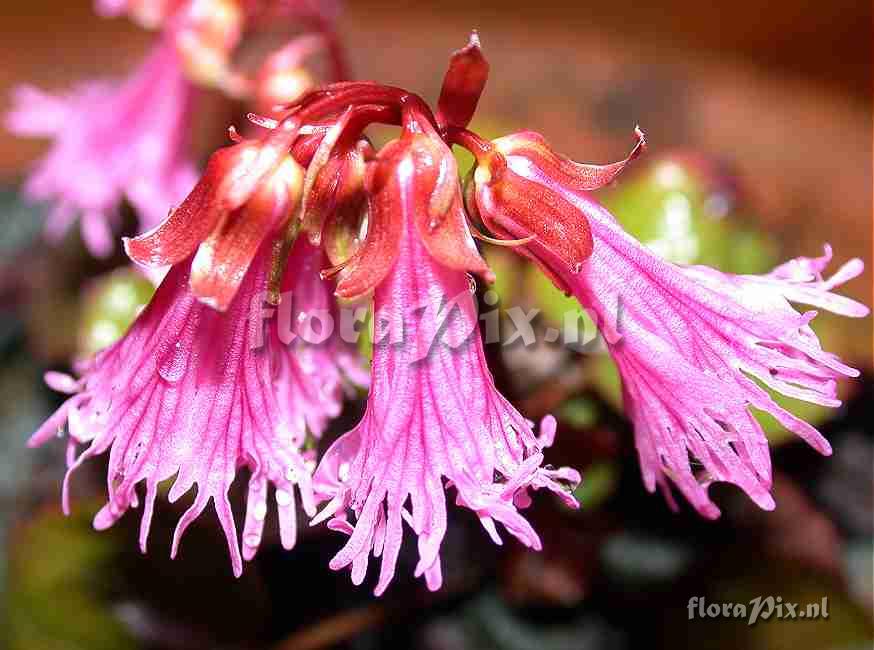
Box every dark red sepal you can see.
[493,127,646,191]
[124,144,243,268]
[189,156,302,310]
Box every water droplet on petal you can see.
[285,467,298,482]
[244,533,261,547]
[157,340,188,383]
[275,489,292,506]
[253,501,267,521]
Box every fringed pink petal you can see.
[31,241,317,576]
[269,238,368,440]
[506,155,867,515]
[313,206,579,595]
[5,84,71,135]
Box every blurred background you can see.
[1,1,871,649]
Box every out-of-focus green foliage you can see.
[484,247,523,313]
[557,396,600,430]
[600,156,778,272]
[573,461,619,511]
[456,590,624,650]
[0,188,46,256]
[6,505,136,650]
[844,540,874,608]
[78,268,155,357]
[357,300,374,362]
[673,564,873,650]
[601,531,694,586]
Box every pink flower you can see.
[29,241,329,576]
[468,131,869,517]
[6,37,197,257]
[311,124,580,595]
[268,238,369,439]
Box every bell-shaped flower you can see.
[468,131,868,517]
[30,240,322,576]
[6,37,198,257]
[311,130,579,595]
[466,128,644,292]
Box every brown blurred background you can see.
[3,0,872,311]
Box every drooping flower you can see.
[467,131,868,517]
[6,37,197,257]
[30,241,318,575]
[311,121,580,595]
[268,237,369,440]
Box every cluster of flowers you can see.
[7,0,343,256]
[20,24,868,595]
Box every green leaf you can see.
[573,461,618,510]
[78,268,156,357]
[7,505,136,650]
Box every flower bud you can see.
[436,31,489,130]
[174,0,243,88]
[298,110,370,243]
[467,129,644,292]
[252,36,321,114]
